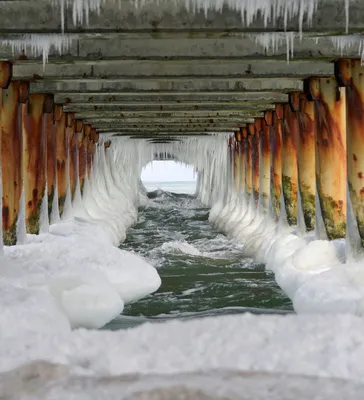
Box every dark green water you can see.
[105,187,292,330]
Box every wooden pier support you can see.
[260,112,272,211]
[46,104,58,219]
[66,113,76,199]
[55,105,68,215]
[245,126,253,198]
[297,91,316,231]
[336,59,364,246]
[251,122,260,204]
[271,106,283,219]
[1,81,29,244]
[79,124,91,192]
[309,77,347,239]
[22,93,54,234]
[234,131,242,192]
[283,98,299,226]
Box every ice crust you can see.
[1,314,364,391]
[0,139,161,332]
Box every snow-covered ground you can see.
[1,136,364,395]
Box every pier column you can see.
[336,59,364,246]
[66,113,76,199]
[74,119,84,192]
[22,93,54,234]
[1,81,29,244]
[282,97,299,226]
[55,105,68,215]
[245,126,253,198]
[309,77,347,239]
[260,112,272,211]
[297,91,316,231]
[271,105,283,219]
[252,121,260,204]
[46,103,59,219]
[239,127,246,194]
[79,124,91,192]
[234,130,242,192]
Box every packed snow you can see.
[1,135,364,393]
[0,138,162,333]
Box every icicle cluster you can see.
[253,32,296,62]
[0,34,78,69]
[330,35,364,65]
[52,0,349,34]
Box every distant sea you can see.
[143,181,197,195]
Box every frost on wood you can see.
[0,35,78,68]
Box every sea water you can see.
[104,182,292,330]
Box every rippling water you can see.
[104,182,292,330]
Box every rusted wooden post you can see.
[283,98,299,226]
[297,90,316,231]
[66,113,76,199]
[260,112,272,211]
[22,93,54,234]
[234,131,242,192]
[252,121,260,204]
[336,59,364,246]
[0,62,12,247]
[79,124,90,192]
[1,81,29,244]
[55,105,68,215]
[46,103,58,220]
[271,105,283,219]
[245,126,253,198]
[74,119,84,192]
[308,77,347,239]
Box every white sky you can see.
[141,161,196,182]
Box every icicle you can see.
[62,185,74,221]
[39,186,50,234]
[296,183,306,237]
[50,180,61,224]
[16,188,27,245]
[346,181,364,262]
[0,34,78,69]
[314,185,328,240]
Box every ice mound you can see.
[0,138,162,331]
[0,282,71,338]
[48,272,124,329]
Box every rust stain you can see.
[1,81,23,236]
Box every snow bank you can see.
[0,138,161,332]
[1,313,364,382]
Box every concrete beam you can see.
[103,127,238,133]
[73,110,263,120]
[0,0,361,34]
[0,33,361,61]
[12,59,334,79]
[62,103,276,113]
[30,78,303,93]
[96,123,242,132]
[77,117,253,125]
[54,92,289,104]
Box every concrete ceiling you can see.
[0,0,363,138]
